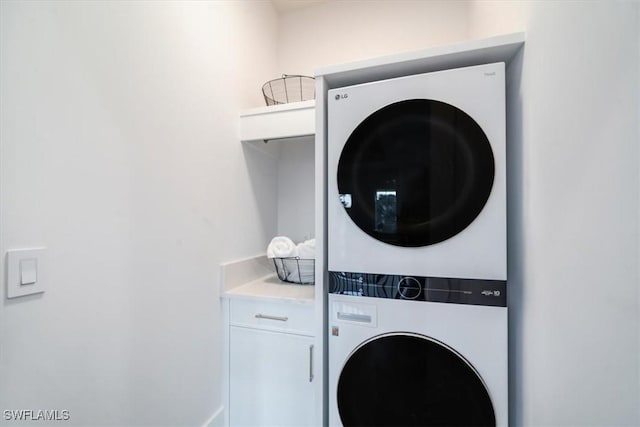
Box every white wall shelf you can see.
[240,100,315,142]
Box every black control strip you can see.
[329,271,507,307]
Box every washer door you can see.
[337,99,494,247]
[337,333,495,427]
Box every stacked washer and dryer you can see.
[327,63,508,426]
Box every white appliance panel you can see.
[327,63,506,280]
[328,294,508,427]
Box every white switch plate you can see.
[6,248,46,298]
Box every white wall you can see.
[0,1,279,425]
[279,1,640,425]
[276,136,315,243]
[277,0,470,76]
[470,1,640,425]
[468,0,529,40]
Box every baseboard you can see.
[202,406,224,427]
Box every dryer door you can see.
[337,333,495,426]
[337,99,494,247]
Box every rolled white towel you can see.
[267,236,298,259]
[296,238,316,259]
[287,262,314,283]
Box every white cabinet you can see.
[229,327,315,427]
[227,298,316,427]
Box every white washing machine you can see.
[328,273,508,426]
[327,62,506,280]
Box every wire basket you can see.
[262,74,315,106]
[273,257,315,285]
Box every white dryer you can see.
[327,62,506,280]
[328,273,508,426]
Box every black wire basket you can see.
[262,74,315,106]
[273,257,315,285]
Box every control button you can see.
[397,277,421,300]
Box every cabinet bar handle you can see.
[309,344,314,383]
[254,313,288,322]
[337,312,372,323]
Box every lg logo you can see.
[335,93,349,100]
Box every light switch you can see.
[6,248,46,298]
[20,258,38,285]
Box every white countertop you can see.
[223,274,315,303]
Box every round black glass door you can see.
[337,99,495,247]
[337,334,495,427]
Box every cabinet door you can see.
[229,326,315,427]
